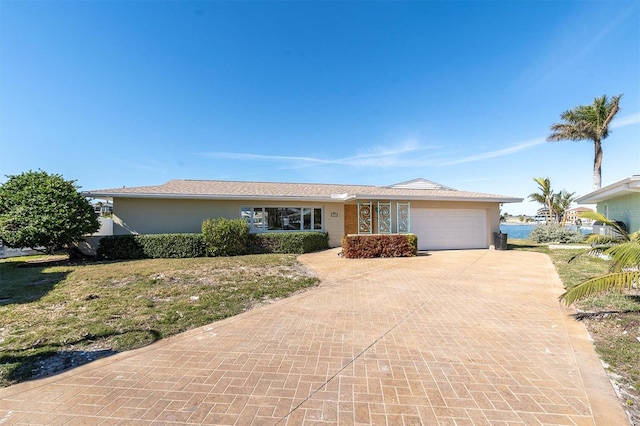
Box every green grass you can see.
[0,254,318,387]
[510,239,640,397]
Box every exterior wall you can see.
[343,200,501,248]
[112,198,346,248]
[111,197,504,251]
[597,193,640,233]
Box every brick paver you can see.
[0,249,628,425]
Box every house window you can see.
[241,206,323,232]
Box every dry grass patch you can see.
[0,254,318,387]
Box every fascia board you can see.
[81,192,344,203]
[351,193,523,203]
[575,177,640,203]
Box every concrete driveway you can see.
[0,249,628,425]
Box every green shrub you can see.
[249,232,329,254]
[137,234,205,258]
[341,234,418,258]
[97,235,145,260]
[529,224,585,244]
[97,234,205,260]
[202,218,249,257]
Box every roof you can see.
[83,178,523,203]
[575,175,640,204]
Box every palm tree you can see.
[547,94,622,190]
[552,190,576,227]
[560,211,640,304]
[529,177,554,223]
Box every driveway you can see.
[0,249,628,425]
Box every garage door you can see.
[411,208,487,250]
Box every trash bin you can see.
[493,232,508,250]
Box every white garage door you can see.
[411,208,488,250]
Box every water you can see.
[499,223,592,239]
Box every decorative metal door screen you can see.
[397,202,410,233]
[357,201,373,234]
[357,201,410,234]
[377,202,391,233]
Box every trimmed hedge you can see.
[202,218,250,257]
[97,234,206,260]
[341,234,418,258]
[96,231,328,260]
[249,232,329,254]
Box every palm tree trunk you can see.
[593,139,602,190]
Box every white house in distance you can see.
[83,178,523,251]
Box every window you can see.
[241,206,323,232]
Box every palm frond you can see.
[548,94,622,143]
[579,211,629,241]
[560,271,640,305]
[604,240,640,271]
[585,234,620,246]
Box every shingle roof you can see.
[83,178,523,203]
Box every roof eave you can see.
[82,191,522,204]
[82,192,344,203]
[352,194,523,203]
[575,177,640,204]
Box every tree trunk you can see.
[593,139,602,190]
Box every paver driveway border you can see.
[0,248,629,425]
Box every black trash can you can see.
[493,232,508,250]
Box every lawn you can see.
[0,254,319,387]
[509,239,640,423]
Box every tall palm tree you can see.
[560,211,640,305]
[547,94,622,190]
[529,177,554,223]
[553,190,576,227]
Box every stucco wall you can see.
[597,193,640,233]
[112,198,346,247]
[343,200,502,248]
[112,197,503,250]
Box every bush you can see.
[97,234,205,260]
[97,235,145,260]
[249,232,329,254]
[341,234,418,258]
[202,218,249,257]
[137,234,205,258]
[529,225,585,244]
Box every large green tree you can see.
[547,94,622,190]
[561,212,640,304]
[0,171,99,254]
[528,177,554,222]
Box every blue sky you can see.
[1,0,638,215]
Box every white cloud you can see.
[611,112,640,129]
[200,139,436,169]
[200,135,554,170]
[437,137,547,166]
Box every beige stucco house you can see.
[84,178,522,251]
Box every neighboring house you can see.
[564,207,595,225]
[575,175,640,234]
[83,178,522,251]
